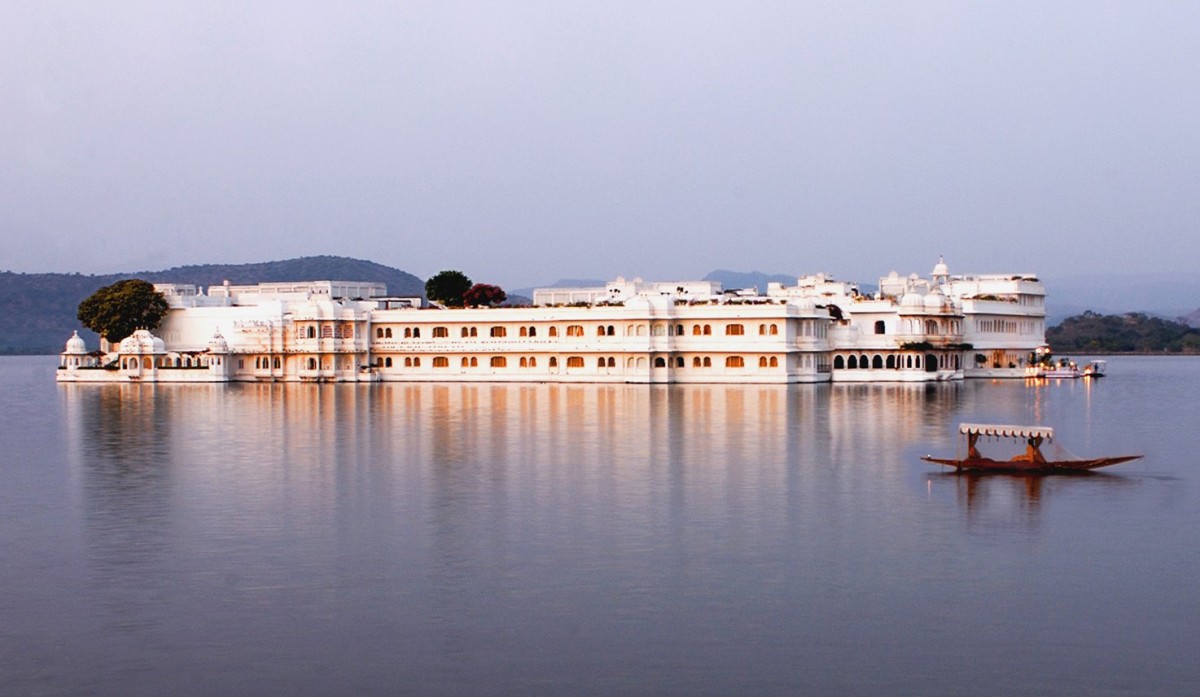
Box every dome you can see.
[924,288,947,310]
[932,255,949,277]
[207,329,229,353]
[792,297,817,311]
[899,292,925,310]
[118,329,166,354]
[65,330,87,354]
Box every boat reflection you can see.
[926,470,1135,528]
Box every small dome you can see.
[208,329,229,353]
[65,330,87,354]
[924,288,947,310]
[932,255,949,277]
[119,329,166,354]
[792,297,817,311]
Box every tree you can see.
[425,270,472,307]
[77,279,169,343]
[463,283,507,307]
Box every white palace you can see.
[57,258,1046,384]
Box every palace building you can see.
[57,258,1045,384]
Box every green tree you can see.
[77,279,169,343]
[463,283,507,307]
[425,270,473,307]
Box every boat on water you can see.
[921,423,1140,473]
[1028,358,1107,379]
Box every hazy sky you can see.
[4,1,1198,290]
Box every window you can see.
[273,357,281,369]
[674,357,683,367]
[693,325,702,336]
[726,324,744,336]
[872,355,883,369]
[385,357,393,368]
[490,356,507,368]
[886,355,896,369]
[306,358,316,370]
[597,326,606,336]
[693,357,702,367]
[549,357,558,367]
[520,357,528,368]
[769,324,778,335]
[490,326,507,338]
[652,325,665,336]
[566,325,584,337]
[529,327,537,337]
[608,357,616,368]
[675,325,684,336]
[566,356,584,368]
[321,325,333,338]
[461,357,470,367]
[343,326,354,338]
[703,357,712,367]
[726,356,745,368]
[654,357,666,367]
[528,357,537,368]
[874,320,886,335]
[759,356,769,368]
[470,357,478,367]
[433,357,449,368]
[385,328,393,338]
[433,326,448,338]
[607,325,615,336]
[404,357,413,367]
[412,327,420,338]
[461,327,470,338]
[834,356,845,370]
[848,355,858,369]
[758,324,767,335]
[597,357,606,368]
[703,325,712,335]
[520,327,528,337]
[769,357,778,368]
[404,328,412,338]
[549,326,558,337]
[376,328,384,338]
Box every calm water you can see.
[1,356,1197,696]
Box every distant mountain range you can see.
[0,256,423,354]
[4,258,1198,354]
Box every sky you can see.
[3,1,1198,290]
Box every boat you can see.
[921,423,1141,473]
[1082,359,1106,378]
[1028,358,1106,379]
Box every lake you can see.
[2,356,1197,696]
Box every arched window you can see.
[886,355,896,369]
[433,357,448,368]
[412,328,420,338]
[674,357,683,367]
[376,328,384,338]
[490,356,506,368]
[404,328,412,339]
[566,325,583,337]
[404,357,413,367]
[759,356,768,367]
[769,357,778,368]
[566,356,584,368]
[675,325,684,336]
[273,357,281,369]
[654,357,667,367]
[693,357,702,367]
[693,325,702,336]
[834,355,845,370]
[461,327,470,338]
[528,327,537,337]
[470,357,478,367]
[307,357,317,370]
[725,324,744,336]
[703,357,712,367]
[598,357,606,368]
[848,355,858,369]
[549,357,558,367]
[385,327,393,339]
[520,327,529,337]
[528,357,537,367]
[596,326,606,336]
[703,325,712,335]
[872,355,883,369]
[726,356,744,368]
[548,326,558,337]
[769,324,778,335]
[461,357,470,367]
[759,324,767,335]
[652,325,665,336]
[609,357,616,368]
[433,326,448,338]
[874,320,886,335]
[490,326,507,338]
[307,327,317,339]
[859,355,868,368]
[520,357,528,368]
[906,355,913,368]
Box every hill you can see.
[0,256,423,355]
[1046,311,1200,354]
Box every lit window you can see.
[490,356,507,368]
[725,324,744,336]
[726,356,745,368]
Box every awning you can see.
[958,423,1054,440]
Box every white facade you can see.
[57,259,1046,384]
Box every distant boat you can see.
[921,423,1140,473]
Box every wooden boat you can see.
[921,423,1141,473]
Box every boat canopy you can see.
[958,423,1054,441]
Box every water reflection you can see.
[925,470,1137,530]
